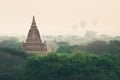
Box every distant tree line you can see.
[56,40,120,55]
[1,36,120,55]
[0,37,21,49]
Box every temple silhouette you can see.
[21,16,47,55]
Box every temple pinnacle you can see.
[32,16,36,25]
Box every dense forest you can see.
[0,37,120,80]
[0,48,28,80]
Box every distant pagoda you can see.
[22,16,47,55]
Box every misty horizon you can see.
[0,0,120,37]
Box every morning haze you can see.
[0,0,120,36]
[1,1,120,80]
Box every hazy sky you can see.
[0,0,120,36]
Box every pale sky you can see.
[0,0,120,36]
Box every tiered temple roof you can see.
[22,16,47,55]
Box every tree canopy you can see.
[15,52,120,80]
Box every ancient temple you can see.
[21,16,47,55]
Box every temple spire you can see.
[31,16,37,28]
[32,16,36,25]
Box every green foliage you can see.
[17,52,120,80]
[86,40,109,54]
[0,48,28,80]
[56,40,120,55]
[0,47,28,58]
[108,40,120,54]
[56,45,80,53]
[56,46,73,53]
[56,40,110,54]
[0,37,21,49]
[57,41,70,47]
[0,37,120,80]
[109,40,120,45]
